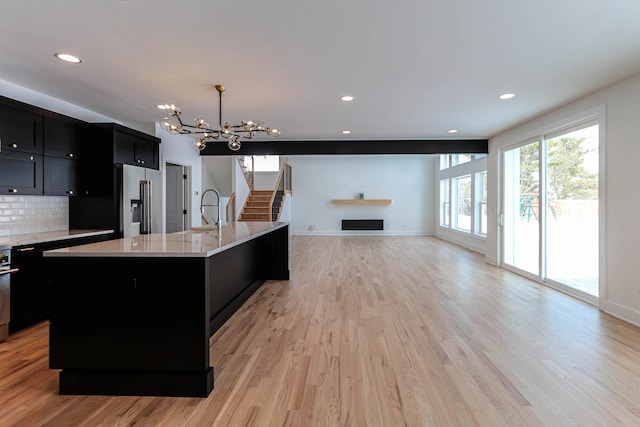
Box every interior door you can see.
[166,163,188,233]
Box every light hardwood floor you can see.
[1,236,640,426]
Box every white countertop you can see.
[0,229,114,248]
[43,222,289,258]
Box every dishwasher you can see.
[0,244,18,342]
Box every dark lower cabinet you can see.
[9,245,44,333]
[0,151,43,195]
[9,234,113,334]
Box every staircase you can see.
[239,189,286,222]
[237,157,291,222]
[239,190,273,221]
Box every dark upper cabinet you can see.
[0,151,43,195]
[44,116,86,159]
[0,102,43,154]
[113,128,160,169]
[44,156,79,196]
[43,116,86,196]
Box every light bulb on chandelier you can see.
[157,84,280,151]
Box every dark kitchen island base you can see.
[45,223,289,397]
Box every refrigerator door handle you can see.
[140,180,152,234]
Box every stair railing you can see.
[236,156,254,191]
[268,162,292,221]
[226,192,236,223]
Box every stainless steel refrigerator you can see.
[117,164,162,237]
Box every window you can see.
[243,155,280,172]
[453,175,471,231]
[438,154,487,237]
[452,154,472,166]
[440,155,450,170]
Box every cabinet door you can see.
[0,151,43,195]
[44,156,78,196]
[44,117,84,159]
[0,103,43,154]
[10,234,115,335]
[134,139,159,169]
[113,130,136,166]
[114,130,160,169]
[9,245,46,333]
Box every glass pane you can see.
[454,175,471,232]
[504,142,540,275]
[452,154,471,166]
[440,179,450,226]
[440,155,450,170]
[252,155,280,172]
[545,124,599,296]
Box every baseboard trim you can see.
[600,300,640,328]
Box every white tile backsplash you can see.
[0,195,68,236]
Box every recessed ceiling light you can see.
[499,93,516,100]
[54,53,82,63]
[340,95,354,102]
[448,129,458,134]
[342,130,351,135]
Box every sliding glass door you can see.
[545,125,599,296]
[502,121,599,300]
[504,141,540,276]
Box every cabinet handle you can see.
[11,143,18,149]
[66,190,74,195]
[67,153,75,158]
[18,247,35,252]
[0,268,20,276]
[8,189,18,193]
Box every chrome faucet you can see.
[200,188,222,232]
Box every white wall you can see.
[0,79,114,123]
[154,124,203,228]
[253,172,279,190]
[233,158,251,221]
[488,71,640,326]
[287,155,435,235]
[201,157,233,197]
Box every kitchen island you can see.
[43,222,289,398]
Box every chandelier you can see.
[157,84,280,151]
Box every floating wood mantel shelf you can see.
[332,199,392,205]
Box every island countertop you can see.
[0,229,114,248]
[43,222,289,258]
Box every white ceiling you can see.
[2,0,640,142]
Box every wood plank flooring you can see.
[2,236,640,426]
